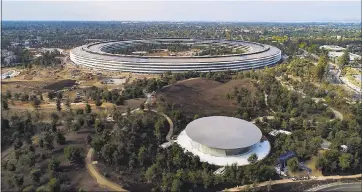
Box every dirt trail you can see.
[86,149,126,191]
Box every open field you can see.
[157,78,260,117]
[0,63,150,95]
[304,150,327,177]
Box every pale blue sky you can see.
[2,1,361,22]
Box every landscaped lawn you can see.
[304,149,327,177]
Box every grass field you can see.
[304,149,327,177]
[343,67,361,87]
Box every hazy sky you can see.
[3,1,361,22]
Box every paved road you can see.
[225,174,362,191]
[312,182,362,191]
[300,48,360,94]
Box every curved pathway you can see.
[225,174,362,191]
[148,109,174,142]
[308,182,362,191]
[86,148,126,191]
[86,107,174,191]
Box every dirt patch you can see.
[43,79,77,91]
[157,78,259,117]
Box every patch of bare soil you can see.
[157,78,259,117]
[43,79,77,91]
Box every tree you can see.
[139,103,145,110]
[13,175,24,189]
[171,178,182,192]
[115,96,124,106]
[2,98,9,110]
[314,55,328,82]
[39,138,44,148]
[201,169,213,189]
[128,153,137,171]
[94,120,105,133]
[5,90,12,99]
[126,107,131,117]
[56,99,61,112]
[338,153,352,170]
[287,157,299,172]
[44,132,54,150]
[47,178,60,191]
[138,146,147,167]
[48,158,60,171]
[55,131,66,145]
[338,49,350,67]
[85,103,92,114]
[95,99,102,107]
[32,97,41,110]
[30,169,41,183]
[64,146,83,164]
[48,91,56,100]
[145,164,158,183]
[248,153,258,164]
[65,97,71,110]
[56,92,63,100]
[86,134,92,145]
[50,112,59,130]
[23,185,36,192]
[75,108,84,115]
[100,143,115,165]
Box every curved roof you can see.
[71,39,281,63]
[185,116,262,149]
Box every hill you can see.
[157,78,259,117]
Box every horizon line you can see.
[3,20,361,23]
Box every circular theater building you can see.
[176,116,271,166]
[70,39,281,74]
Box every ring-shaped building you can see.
[70,39,281,74]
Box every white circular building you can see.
[70,39,281,74]
[177,116,271,166]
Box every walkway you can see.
[147,109,174,142]
[86,107,174,191]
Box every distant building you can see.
[214,167,226,176]
[269,129,292,137]
[2,55,18,66]
[328,52,362,62]
[320,45,346,52]
[42,48,64,55]
[160,141,173,149]
[1,50,14,57]
[340,145,348,152]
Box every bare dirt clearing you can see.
[43,79,77,91]
[158,78,259,116]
